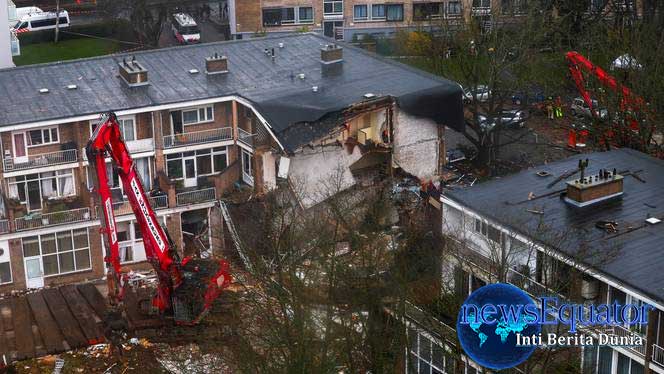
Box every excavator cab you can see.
[86,112,231,325]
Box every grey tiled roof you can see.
[0,33,463,151]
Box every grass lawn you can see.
[13,38,122,66]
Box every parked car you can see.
[463,85,491,103]
[476,109,527,131]
[172,13,201,44]
[571,97,608,119]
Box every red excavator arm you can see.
[86,112,231,324]
[565,51,645,129]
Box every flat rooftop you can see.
[445,149,664,303]
[0,33,463,151]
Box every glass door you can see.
[25,257,44,288]
[241,150,254,186]
[27,179,42,211]
[184,157,197,188]
[13,133,27,162]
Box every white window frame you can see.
[180,105,214,126]
[89,115,137,141]
[166,147,228,181]
[296,6,314,24]
[117,220,144,264]
[8,169,76,211]
[0,260,12,285]
[353,4,369,21]
[21,228,92,278]
[17,126,60,149]
[324,0,344,15]
[371,4,387,20]
[448,1,462,16]
[85,156,153,195]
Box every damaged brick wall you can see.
[392,107,444,182]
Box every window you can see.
[354,5,368,20]
[118,117,136,141]
[0,262,11,284]
[30,16,68,29]
[448,1,462,15]
[474,218,504,246]
[299,7,314,23]
[22,229,91,277]
[87,157,153,194]
[26,127,59,147]
[8,170,75,210]
[372,4,386,19]
[180,105,214,126]
[324,0,343,15]
[406,328,455,374]
[117,221,144,264]
[166,147,228,180]
[473,0,491,7]
[263,6,314,26]
[413,3,444,20]
[386,4,404,21]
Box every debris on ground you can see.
[153,343,233,374]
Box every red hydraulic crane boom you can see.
[86,112,231,324]
[565,51,646,130]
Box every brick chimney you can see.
[118,56,149,87]
[564,166,624,208]
[321,44,343,65]
[206,53,228,75]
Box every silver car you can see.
[463,85,491,103]
[571,97,608,119]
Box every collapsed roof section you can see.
[0,33,463,153]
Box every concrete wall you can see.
[392,109,443,182]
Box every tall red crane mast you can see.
[86,112,231,324]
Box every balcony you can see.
[176,187,216,206]
[612,325,646,357]
[653,344,664,367]
[163,127,233,149]
[238,128,255,148]
[101,195,168,216]
[4,149,78,172]
[14,207,91,232]
[82,139,154,161]
[0,220,9,234]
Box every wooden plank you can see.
[11,297,34,360]
[123,289,163,329]
[26,292,66,353]
[0,299,15,362]
[0,299,10,366]
[60,285,104,345]
[42,288,87,348]
[77,283,108,318]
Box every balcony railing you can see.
[163,127,233,149]
[4,149,78,172]
[653,344,664,367]
[0,220,9,234]
[105,195,168,216]
[238,128,255,147]
[15,207,91,231]
[127,138,155,154]
[176,187,216,206]
[612,325,646,356]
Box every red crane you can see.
[86,112,231,324]
[565,51,651,147]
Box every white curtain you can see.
[136,157,151,190]
[57,171,74,196]
[41,172,56,198]
[8,182,19,199]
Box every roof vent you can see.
[67,84,77,90]
[189,68,199,74]
[363,93,376,99]
[298,73,306,80]
[39,88,49,94]
[646,217,661,225]
[312,86,319,93]
[118,56,149,87]
[564,160,624,208]
[321,44,343,65]
[206,53,228,75]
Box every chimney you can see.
[118,56,149,87]
[320,44,343,65]
[206,53,228,75]
[564,165,624,208]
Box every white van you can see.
[171,13,200,44]
[12,9,70,33]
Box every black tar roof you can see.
[445,149,664,304]
[0,33,463,152]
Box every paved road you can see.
[158,19,229,48]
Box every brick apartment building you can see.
[227,0,645,41]
[0,33,463,294]
[406,149,664,373]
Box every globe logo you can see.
[456,283,541,370]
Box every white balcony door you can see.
[184,156,197,188]
[24,257,44,288]
[13,133,27,162]
[242,149,254,186]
